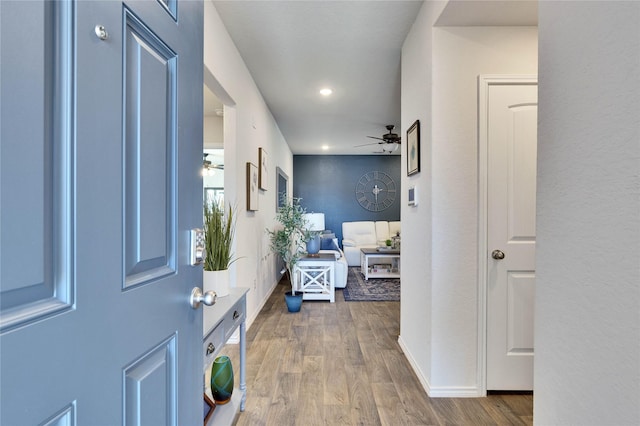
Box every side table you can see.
[293,253,336,303]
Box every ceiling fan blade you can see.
[354,141,382,147]
[363,125,402,147]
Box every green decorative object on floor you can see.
[210,355,234,404]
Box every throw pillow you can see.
[321,237,338,251]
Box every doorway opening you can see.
[203,80,224,206]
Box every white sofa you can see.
[341,221,401,266]
[318,236,348,288]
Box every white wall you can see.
[535,2,640,424]
[431,26,537,393]
[398,0,444,395]
[400,1,537,396]
[204,0,293,327]
[203,115,223,147]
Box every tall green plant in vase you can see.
[203,200,237,297]
[266,195,308,311]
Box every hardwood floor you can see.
[223,277,533,425]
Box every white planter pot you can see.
[203,269,230,298]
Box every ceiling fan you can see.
[355,125,401,153]
[202,153,224,175]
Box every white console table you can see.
[203,287,249,426]
[293,254,335,303]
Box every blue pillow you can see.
[321,237,339,251]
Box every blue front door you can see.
[1,1,203,423]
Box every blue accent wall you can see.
[293,155,401,245]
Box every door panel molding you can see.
[122,8,177,289]
[507,104,537,242]
[0,0,75,333]
[41,402,76,426]
[477,75,537,395]
[507,271,535,354]
[123,334,177,425]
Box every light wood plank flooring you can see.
[222,277,533,425]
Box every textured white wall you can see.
[400,8,537,395]
[431,26,537,393]
[204,0,293,327]
[535,2,640,424]
[203,115,223,147]
[399,0,444,394]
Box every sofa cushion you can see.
[389,221,401,237]
[342,238,356,247]
[341,220,400,266]
[342,221,377,246]
[375,221,390,244]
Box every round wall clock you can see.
[355,171,397,212]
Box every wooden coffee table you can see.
[360,248,400,281]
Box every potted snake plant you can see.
[203,200,237,297]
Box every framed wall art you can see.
[407,119,421,176]
[246,162,258,211]
[258,147,268,190]
[276,166,288,211]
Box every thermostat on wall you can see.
[408,185,417,206]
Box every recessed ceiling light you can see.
[322,145,329,150]
[319,88,332,96]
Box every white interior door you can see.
[484,77,538,391]
[1,1,203,423]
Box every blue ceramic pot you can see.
[285,291,303,312]
[306,234,320,255]
[210,356,234,404]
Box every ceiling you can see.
[211,0,537,155]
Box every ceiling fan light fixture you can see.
[383,143,400,153]
[202,153,223,174]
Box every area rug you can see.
[342,267,400,301]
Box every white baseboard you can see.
[397,335,432,394]
[427,386,483,398]
[397,335,483,398]
[246,280,279,331]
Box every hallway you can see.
[224,277,533,425]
